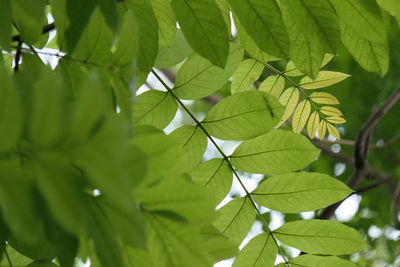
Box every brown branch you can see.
[12,23,55,42]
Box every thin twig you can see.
[151,68,290,266]
[13,40,22,72]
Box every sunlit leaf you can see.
[274,219,367,255]
[307,111,320,139]
[300,71,350,89]
[231,59,264,94]
[230,130,320,174]
[309,92,340,105]
[292,99,311,133]
[203,91,284,140]
[252,172,353,213]
[259,75,285,97]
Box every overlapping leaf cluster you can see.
[0,0,398,266]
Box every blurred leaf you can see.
[154,30,192,68]
[289,254,359,267]
[150,0,176,47]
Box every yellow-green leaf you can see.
[277,87,299,126]
[292,100,311,133]
[327,123,341,139]
[300,71,350,89]
[231,59,264,94]
[310,92,340,105]
[320,106,343,117]
[318,119,327,139]
[325,117,346,124]
[307,111,319,139]
[259,75,285,97]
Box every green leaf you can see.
[112,11,138,67]
[26,261,59,267]
[377,0,400,18]
[154,30,193,69]
[229,0,289,58]
[0,0,12,50]
[191,158,232,205]
[280,4,325,78]
[230,130,320,174]
[203,91,284,140]
[279,0,340,52]
[34,152,85,236]
[340,22,389,76]
[292,99,311,133]
[169,126,208,171]
[201,226,239,262]
[300,71,350,89]
[273,219,367,255]
[231,59,264,94]
[173,42,243,99]
[259,75,285,97]
[70,7,114,65]
[0,158,43,244]
[232,233,277,267]
[171,0,229,68]
[330,0,387,43]
[133,90,178,129]
[147,214,214,267]
[150,0,176,46]
[139,174,215,223]
[289,254,359,267]
[0,246,32,267]
[252,172,353,213]
[235,19,279,63]
[213,197,255,244]
[0,68,21,154]
[127,0,159,71]
[11,0,46,45]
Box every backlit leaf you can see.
[213,197,255,244]
[172,0,229,68]
[203,91,284,140]
[320,106,343,117]
[300,71,350,89]
[259,75,285,97]
[150,0,176,47]
[274,219,367,255]
[229,0,289,58]
[174,43,243,99]
[232,233,277,267]
[309,92,340,105]
[277,87,299,126]
[191,159,232,205]
[318,119,327,139]
[252,172,353,213]
[327,123,341,139]
[289,254,358,267]
[132,90,178,129]
[230,130,320,174]
[231,59,264,94]
[292,99,311,133]
[325,116,346,124]
[307,111,319,139]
